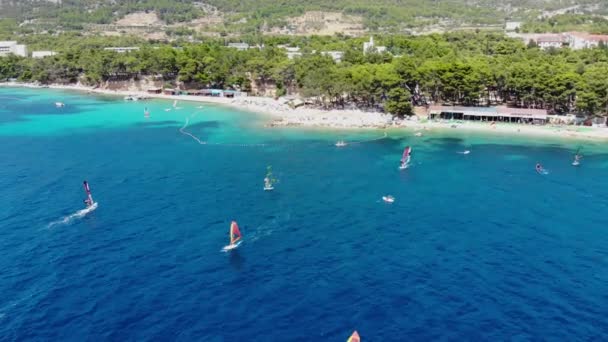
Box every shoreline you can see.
[2,82,608,141]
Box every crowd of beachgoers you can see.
[2,82,608,141]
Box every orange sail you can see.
[347,331,360,342]
[230,221,242,245]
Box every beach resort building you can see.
[103,47,140,53]
[428,106,548,124]
[0,41,28,57]
[32,51,57,58]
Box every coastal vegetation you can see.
[521,14,608,35]
[1,0,607,34]
[2,33,608,117]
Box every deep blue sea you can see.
[1,87,608,341]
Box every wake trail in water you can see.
[47,203,98,228]
[179,112,265,147]
[179,116,206,145]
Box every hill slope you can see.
[1,0,607,34]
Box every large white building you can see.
[0,41,28,57]
[511,32,608,50]
[569,32,608,50]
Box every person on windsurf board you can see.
[399,146,412,169]
[83,180,94,207]
[573,148,582,166]
[222,221,243,251]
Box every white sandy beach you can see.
[3,82,608,141]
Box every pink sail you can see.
[401,146,411,163]
[83,180,94,206]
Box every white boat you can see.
[415,132,423,137]
[457,150,471,155]
[144,108,150,118]
[335,140,347,147]
[55,102,65,108]
[382,195,395,203]
[124,95,138,101]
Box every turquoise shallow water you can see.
[1,87,608,341]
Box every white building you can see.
[0,41,28,57]
[569,32,608,50]
[103,47,140,53]
[278,46,302,59]
[505,21,522,32]
[32,51,57,58]
[536,35,567,50]
[286,51,303,60]
[227,43,250,51]
[363,36,387,54]
[321,51,344,63]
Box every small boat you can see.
[222,221,242,251]
[382,195,395,203]
[347,331,360,342]
[264,166,277,191]
[415,132,423,137]
[335,140,347,147]
[83,180,95,208]
[55,102,65,108]
[124,95,138,101]
[399,146,412,170]
[164,108,171,112]
[457,150,471,155]
[144,107,150,118]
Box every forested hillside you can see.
[2,32,608,117]
[1,0,607,34]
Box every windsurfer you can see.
[536,163,544,173]
[83,180,94,207]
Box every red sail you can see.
[230,221,242,244]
